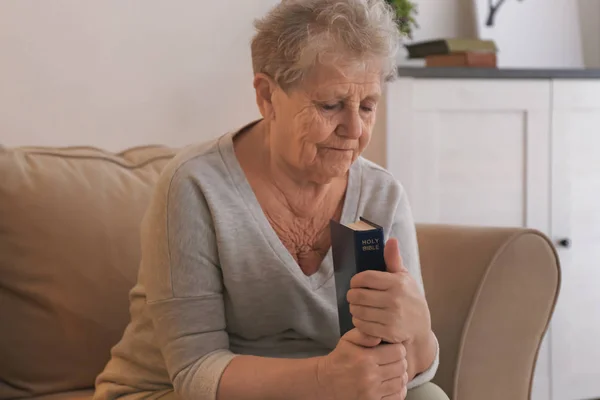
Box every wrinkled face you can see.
[269,61,382,183]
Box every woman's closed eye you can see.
[318,102,375,113]
[320,102,341,112]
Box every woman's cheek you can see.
[308,113,336,142]
[358,119,371,143]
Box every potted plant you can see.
[385,0,419,40]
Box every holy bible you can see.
[330,217,386,336]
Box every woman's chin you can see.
[309,160,353,183]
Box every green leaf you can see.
[385,0,419,39]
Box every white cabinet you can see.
[378,76,600,400]
[550,80,600,400]
[384,78,550,232]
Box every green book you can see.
[405,38,498,59]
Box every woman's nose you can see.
[340,110,362,139]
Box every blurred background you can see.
[2,0,599,150]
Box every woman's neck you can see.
[235,120,346,219]
[266,161,338,218]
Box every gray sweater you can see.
[94,126,439,400]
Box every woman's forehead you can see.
[301,62,382,96]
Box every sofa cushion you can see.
[28,390,94,400]
[0,145,176,399]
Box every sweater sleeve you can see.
[389,183,440,389]
[140,165,237,400]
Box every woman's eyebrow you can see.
[363,93,381,102]
[312,89,381,102]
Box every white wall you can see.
[0,0,278,150]
[1,0,599,151]
[474,0,584,68]
[410,0,477,42]
[0,0,490,151]
[579,0,600,68]
[400,0,600,68]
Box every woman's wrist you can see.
[314,356,331,400]
[411,330,437,376]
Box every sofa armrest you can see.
[416,225,561,400]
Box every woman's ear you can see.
[253,73,277,120]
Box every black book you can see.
[330,217,386,337]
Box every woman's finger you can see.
[352,317,386,339]
[347,288,389,308]
[349,303,388,324]
[341,328,382,348]
[379,360,406,381]
[372,342,406,366]
[381,384,408,400]
[379,375,406,399]
[350,270,395,290]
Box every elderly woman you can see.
[94,1,448,399]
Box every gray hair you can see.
[251,0,400,90]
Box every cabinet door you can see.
[550,80,600,400]
[383,78,552,400]
[385,78,551,231]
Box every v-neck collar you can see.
[218,122,362,290]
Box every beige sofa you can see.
[0,144,561,400]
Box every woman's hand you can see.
[347,238,432,346]
[317,328,408,400]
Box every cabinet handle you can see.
[557,238,572,248]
